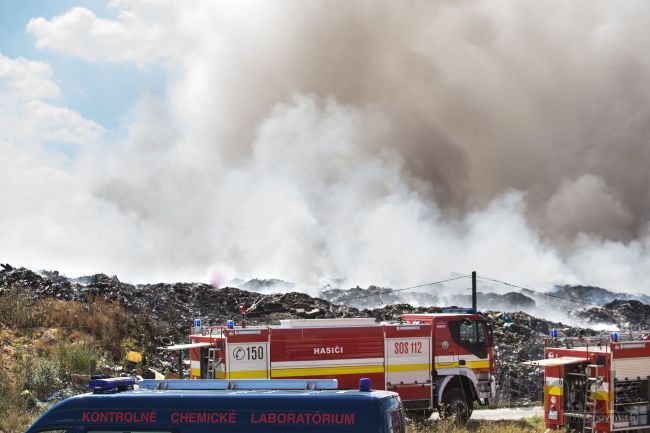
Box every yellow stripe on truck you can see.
[386,363,430,373]
[271,365,384,378]
[231,360,486,379]
[228,370,268,379]
[434,360,490,369]
[466,360,490,369]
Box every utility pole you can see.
[472,271,477,311]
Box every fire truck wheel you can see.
[439,388,472,423]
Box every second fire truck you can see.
[178,310,496,420]
[526,330,650,432]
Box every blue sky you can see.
[0,1,166,130]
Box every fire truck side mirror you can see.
[486,322,494,346]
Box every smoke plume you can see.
[2,1,650,293]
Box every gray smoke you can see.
[3,1,649,293]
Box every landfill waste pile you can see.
[0,264,354,339]
[551,285,650,305]
[483,311,603,405]
[2,262,649,406]
[575,300,650,331]
[320,285,537,311]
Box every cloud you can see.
[0,52,110,278]
[0,53,104,146]
[23,100,105,144]
[0,53,59,100]
[27,3,176,65]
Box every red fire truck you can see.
[525,330,650,432]
[177,311,496,420]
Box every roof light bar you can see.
[138,379,338,391]
[89,376,136,393]
[442,307,477,314]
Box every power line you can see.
[476,275,603,308]
[332,275,471,303]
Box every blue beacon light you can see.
[88,377,135,393]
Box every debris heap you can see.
[2,263,648,405]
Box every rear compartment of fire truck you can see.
[544,332,650,433]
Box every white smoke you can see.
[1,1,649,295]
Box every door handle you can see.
[459,360,466,366]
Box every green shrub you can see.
[31,358,62,397]
[55,341,102,376]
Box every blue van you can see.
[25,378,405,433]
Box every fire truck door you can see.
[449,319,489,369]
[434,320,458,371]
[226,333,270,379]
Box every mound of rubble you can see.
[551,285,650,305]
[576,300,650,331]
[320,285,536,311]
[0,264,353,339]
[2,262,648,405]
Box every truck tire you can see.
[439,388,472,423]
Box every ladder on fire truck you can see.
[583,363,600,433]
[582,334,616,433]
[207,347,216,379]
[206,347,224,379]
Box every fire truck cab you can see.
[180,311,496,420]
[526,330,650,433]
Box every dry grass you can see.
[0,292,150,432]
[0,354,44,433]
[407,417,546,433]
[0,285,43,330]
[37,298,138,360]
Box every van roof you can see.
[65,387,396,400]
